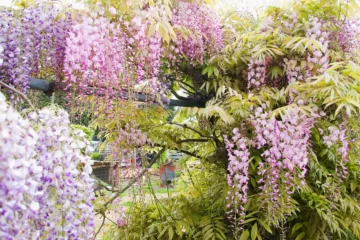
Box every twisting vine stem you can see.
[0,81,36,109]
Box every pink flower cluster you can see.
[282,13,299,30]
[224,129,250,223]
[111,123,150,186]
[323,125,349,178]
[63,5,165,107]
[224,106,316,215]
[305,17,330,75]
[171,1,223,64]
[63,9,126,106]
[283,58,306,83]
[127,17,163,94]
[251,107,315,206]
[336,19,360,54]
[247,58,269,89]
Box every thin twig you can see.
[176,138,209,144]
[93,214,105,240]
[0,81,36,109]
[169,122,218,141]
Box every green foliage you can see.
[70,124,94,141]
[74,0,360,239]
[90,152,101,160]
[103,163,228,239]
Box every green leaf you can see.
[351,181,358,192]
[295,232,306,240]
[159,23,170,44]
[240,218,257,225]
[291,223,303,234]
[240,230,250,240]
[257,219,272,234]
[168,226,174,240]
[251,223,258,240]
[214,67,219,77]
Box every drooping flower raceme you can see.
[336,19,360,54]
[0,4,72,100]
[224,129,250,224]
[323,125,349,178]
[251,107,315,210]
[305,17,330,75]
[0,92,42,239]
[30,107,95,239]
[63,10,126,103]
[247,58,270,89]
[171,1,223,64]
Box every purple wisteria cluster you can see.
[283,58,306,83]
[282,13,299,30]
[225,106,317,216]
[111,123,150,184]
[224,128,250,224]
[127,16,163,94]
[247,58,271,89]
[0,44,3,66]
[251,107,315,207]
[323,125,349,179]
[0,4,72,100]
[305,17,330,75]
[64,5,166,107]
[0,92,42,239]
[280,17,331,84]
[0,94,95,239]
[171,1,223,64]
[30,107,95,239]
[336,19,360,54]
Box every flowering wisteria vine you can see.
[30,107,95,239]
[247,58,270,89]
[0,92,95,239]
[336,18,360,54]
[225,106,316,222]
[224,128,250,225]
[0,4,72,100]
[252,107,315,208]
[0,92,42,239]
[171,1,223,64]
[323,125,349,179]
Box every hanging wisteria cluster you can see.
[30,107,95,239]
[323,125,349,179]
[336,19,360,54]
[63,7,126,99]
[225,107,316,218]
[247,58,270,89]
[305,17,330,75]
[0,92,42,239]
[224,128,250,225]
[0,4,71,100]
[171,1,223,64]
[0,92,95,239]
[111,123,150,184]
[252,107,315,208]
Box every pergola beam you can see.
[28,78,206,108]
